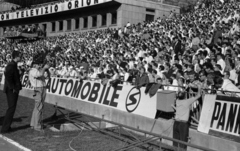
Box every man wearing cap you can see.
[1,51,22,134]
[29,58,49,131]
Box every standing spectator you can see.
[173,84,202,150]
[1,51,22,134]
[29,60,49,131]
[173,37,182,55]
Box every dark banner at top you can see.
[0,0,112,21]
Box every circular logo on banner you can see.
[125,87,141,113]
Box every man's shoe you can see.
[8,127,12,132]
[34,128,44,133]
[1,127,13,134]
[0,130,9,134]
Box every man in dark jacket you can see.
[211,25,222,45]
[135,67,149,88]
[79,57,89,73]
[1,51,22,133]
[173,37,182,55]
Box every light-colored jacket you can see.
[221,79,240,97]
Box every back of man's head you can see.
[12,51,21,59]
[214,76,224,88]
[178,91,186,100]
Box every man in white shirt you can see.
[215,74,240,97]
[61,61,70,78]
[122,68,130,85]
[219,0,224,4]
[29,60,49,131]
[145,53,153,64]
[69,66,78,78]
[173,84,202,150]
[229,62,237,82]
[217,53,226,74]
[126,22,131,27]
[137,49,144,59]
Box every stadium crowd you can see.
[3,25,42,35]
[0,0,240,96]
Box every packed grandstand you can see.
[0,0,240,150]
[1,0,240,95]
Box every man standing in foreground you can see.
[29,59,49,131]
[1,51,22,133]
[173,84,202,150]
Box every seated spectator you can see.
[135,67,149,88]
[69,66,78,79]
[215,73,240,97]
[97,67,106,79]
[79,71,88,80]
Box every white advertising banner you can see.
[0,0,112,21]
[197,94,216,133]
[0,72,4,85]
[198,94,240,142]
[21,75,157,119]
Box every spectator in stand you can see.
[215,73,240,96]
[135,67,149,89]
[216,53,226,73]
[97,67,105,79]
[79,70,88,80]
[59,61,70,78]
[79,58,89,73]
[69,66,78,79]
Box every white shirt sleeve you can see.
[31,69,41,78]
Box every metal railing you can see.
[52,75,240,129]
[54,105,217,151]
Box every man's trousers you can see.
[30,87,46,130]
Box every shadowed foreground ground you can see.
[0,90,139,151]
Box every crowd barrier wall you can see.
[21,75,157,119]
[0,73,240,151]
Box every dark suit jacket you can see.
[212,30,222,45]
[98,72,105,79]
[135,73,149,87]
[173,40,182,54]
[3,60,22,93]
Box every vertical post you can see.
[159,138,162,151]
[119,126,121,136]
[100,115,104,128]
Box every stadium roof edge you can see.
[114,0,180,9]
